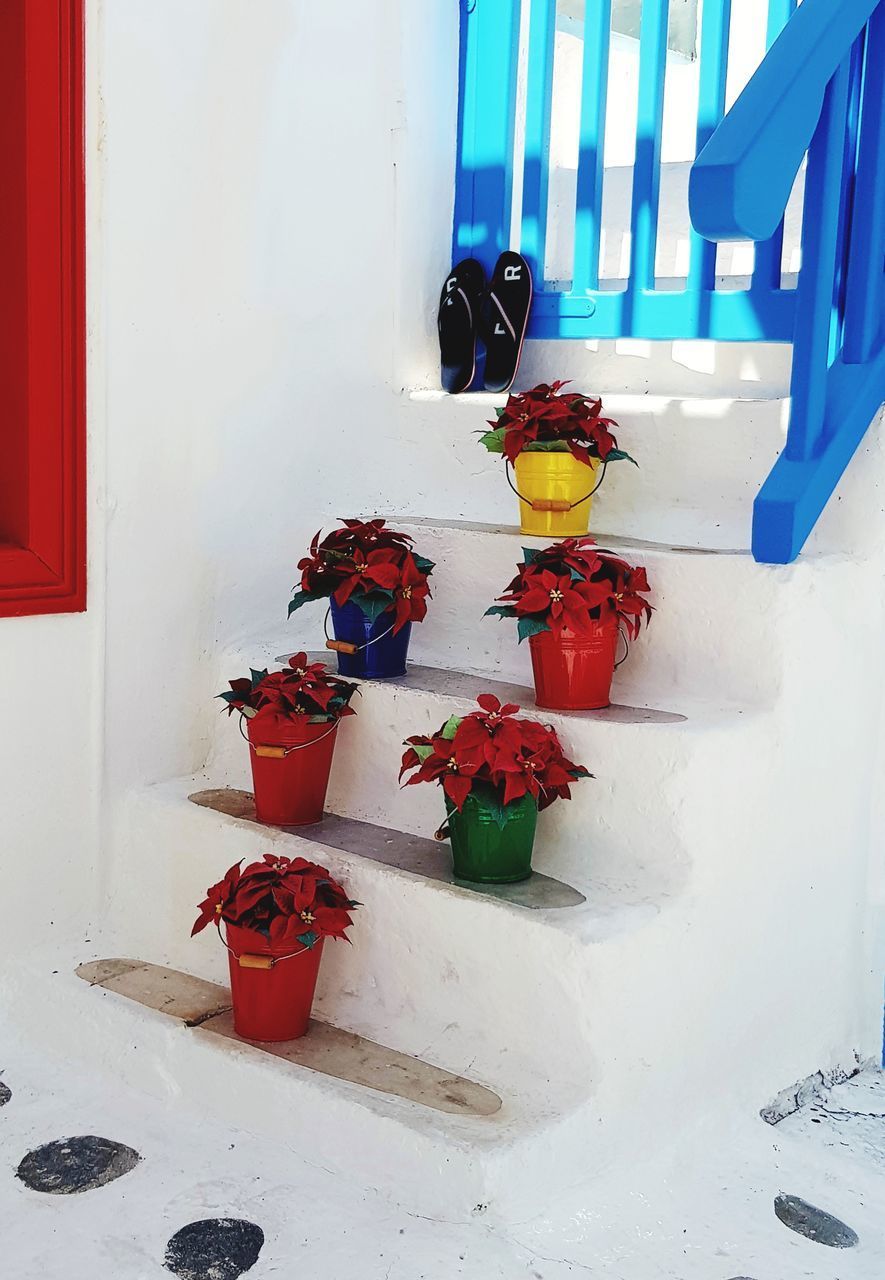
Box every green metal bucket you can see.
[445,790,538,884]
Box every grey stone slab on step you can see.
[189,789,586,910]
[774,1194,859,1248]
[198,1011,503,1117]
[274,654,686,726]
[165,1219,264,1280]
[77,958,232,1026]
[16,1136,141,1194]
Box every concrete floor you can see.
[1,1024,882,1279]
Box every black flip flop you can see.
[438,258,486,394]
[482,251,533,394]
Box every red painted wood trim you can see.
[0,0,86,619]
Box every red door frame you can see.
[0,0,85,618]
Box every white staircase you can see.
[8,416,883,1222]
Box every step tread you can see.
[75,957,502,1118]
[274,654,687,726]
[188,789,587,911]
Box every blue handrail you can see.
[690,0,885,561]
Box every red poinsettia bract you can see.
[192,853,359,949]
[479,380,635,468]
[218,654,358,728]
[486,537,653,641]
[400,694,590,812]
[289,519,435,633]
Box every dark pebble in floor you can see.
[774,1193,859,1248]
[16,1135,141,1194]
[164,1218,265,1280]
[0,1081,10,1107]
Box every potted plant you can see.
[218,654,358,827]
[288,519,435,679]
[192,853,359,1042]
[399,694,590,883]
[485,538,652,710]
[478,381,636,536]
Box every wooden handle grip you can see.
[238,954,274,970]
[531,498,572,512]
[253,744,286,759]
[326,639,359,655]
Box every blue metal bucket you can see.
[329,600,411,679]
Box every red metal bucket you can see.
[246,714,338,826]
[225,922,324,1042]
[529,621,619,710]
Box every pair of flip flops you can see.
[438,251,533,395]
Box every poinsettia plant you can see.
[288,519,435,631]
[400,694,590,818]
[192,853,358,949]
[218,653,358,725]
[479,380,636,468]
[485,538,653,642]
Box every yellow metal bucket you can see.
[513,452,600,537]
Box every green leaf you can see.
[478,425,506,453]
[522,547,542,564]
[605,448,638,466]
[296,930,319,949]
[288,590,322,616]
[494,406,506,419]
[250,668,268,689]
[468,779,509,829]
[483,605,513,619]
[414,743,434,762]
[517,615,550,644]
[356,592,396,622]
[523,439,570,453]
[412,554,436,576]
[440,714,462,741]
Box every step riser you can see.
[402,395,788,551]
[0,960,498,1220]
[115,786,598,1096]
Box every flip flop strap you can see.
[489,290,516,342]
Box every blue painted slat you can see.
[573,0,612,293]
[690,0,880,243]
[844,7,885,363]
[688,0,732,293]
[520,0,557,279]
[629,0,669,291]
[752,0,798,292]
[526,284,797,341]
[453,0,522,273]
[786,60,852,461]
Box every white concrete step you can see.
[401,391,788,551]
[289,519,842,710]
[0,937,572,1222]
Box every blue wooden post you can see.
[453,0,522,274]
[752,0,798,292]
[687,0,732,293]
[844,7,885,364]
[785,60,852,461]
[520,0,556,280]
[630,0,669,291]
[573,0,612,293]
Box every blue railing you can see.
[691,0,885,562]
[454,0,885,562]
[455,0,799,342]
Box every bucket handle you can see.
[239,712,339,756]
[323,606,398,656]
[615,626,630,669]
[505,458,608,512]
[216,919,312,968]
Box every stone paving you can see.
[1,1023,882,1279]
